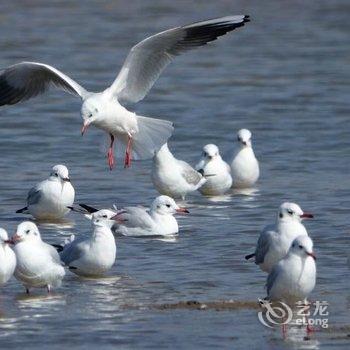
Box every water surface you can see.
[0,0,349,349]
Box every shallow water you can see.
[0,0,349,349]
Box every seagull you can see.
[16,164,75,220]
[195,144,232,195]
[11,221,65,293]
[113,195,189,237]
[266,235,316,305]
[245,202,313,273]
[152,143,207,199]
[0,228,16,285]
[58,213,116,277]
[0,15,250,169]
[231,129,259,188]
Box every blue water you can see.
[0,1,349,349]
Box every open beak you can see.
[300,213,314,219]
[4,239,14,245]
[176,207,189,214]
[81,121,90,136]
[307,252,316,260]
[63,177,71,182]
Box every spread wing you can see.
[0,61,88,106]
[108,15,249,103]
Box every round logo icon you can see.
[258,299,293,328]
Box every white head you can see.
[201,144,220,161]
[91,211,116,229]
[12,221,41,244]
[289,235,316,260]
[84,209,116,221]
[278,202,313,223]
[237,129,252,148]
[0,228,11,244]
[81,97,102,135]
[151,195,189,216]
[50,164,70,183]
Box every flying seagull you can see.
[0,15,250,169]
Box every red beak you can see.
[4,239,14,245]
[81,123,89,136]
[176,207,189,214]
[11,233,21,243]
[300,213,313,219]
[307,252,316,260]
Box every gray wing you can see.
[0,62,88,106]
[108,16,249,103]
[59,238,89,266]
[115,207,154,230]
[27,185,42,206]
[43,242,62,265]
[266,264,281,295]
[178,160,203,186]
[254,225,275,265]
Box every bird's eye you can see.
[25,230,30,234]
[55,173,58,177]
[279,213,283,218]
[102,215,107,218]
[298,245,303,249]
[166,204,171,208]
[287,209,294,215]
[203,152,207,157]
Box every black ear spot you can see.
[279,213,283,218]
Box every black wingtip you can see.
[79,204,99,213]
[16,207,27,214]
[51,244,64,252]
[245,253,255,260]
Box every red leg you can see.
[124,134,132,168]
[282,323,288,338]
[107,134,115,170]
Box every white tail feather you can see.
[115,115,174,160]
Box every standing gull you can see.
[231,129,259,188]
[0,15,250,169]
[0,228,16,285]
[152,143,206,199]
[12,222,65,293]
[245,202,313,273]
[266,235,316,305]
[16,164,75,220]
[196,144,232,195]
[58,213,117,277]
